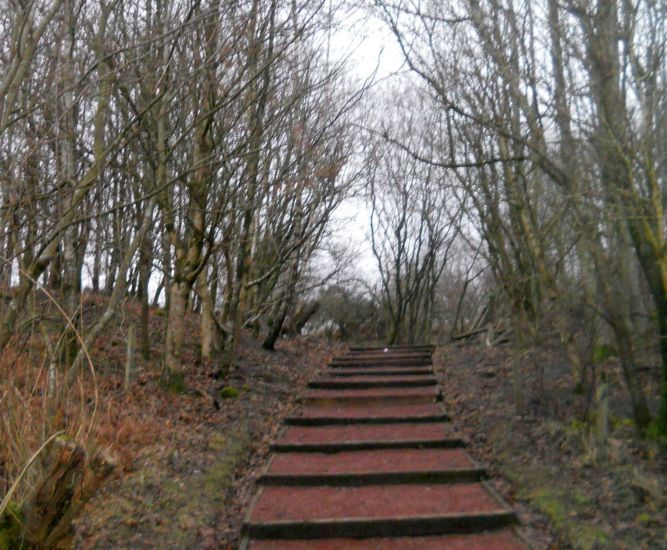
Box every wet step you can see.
[308,375,437,390]
[271,423,463,452]
[244,529,524,549]
[261,448,485,486]
[242,482,517,540]
[287,403,449,425]
[301,386,441,407]
[325,366,434,377]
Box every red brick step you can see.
[286,403,449,425]
[349,345,436,352]
[241,345,525,549]
[325,367,434,377]
[261,448,485,485]
[272,423,463,452]
[243,483,517,539]
[302,386,440,407]
[308,375,437,389]
[244,529,525,549]
[330,356,432,367]
[333,351,431,363]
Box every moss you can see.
[644,420,667,444]
[526,487,568,528]
[0,503,24,550]
[518,478,609,550]
[592,344,616,364]
[156,425,251,547]
[636,512,651,524]
[81,495,139,541]
[610,415,635,431]
[220,386,239,399]
[568,419,588,433]
[161,371,187,394]
[570,524,609,549]
[201,428,250,491]
[208,434,226,452]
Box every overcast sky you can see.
[326,7,406,281]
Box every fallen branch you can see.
[451,325,489,341]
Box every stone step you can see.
[271,422,463,452]
[242,483,517,540]
[309,375,437,390]
[242,529,525,549]
[260,448,485,486]
[286,403,449,425]
[301,386,441,407]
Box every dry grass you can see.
[0,335,98,504]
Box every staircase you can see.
[240,345,526,549]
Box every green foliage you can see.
[0,503,23,550]
[656,382,667,437]
[635,512,651,524]
[161,371,187,394]
[644,420,667,446]
[569,418,588,433]
[592,344,616,364]
[220,386,239,399]
[610,415,635,431]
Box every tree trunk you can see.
[262,298,289,350]
[198,268,216,360]
[138,227,152,359]
[59,0,81,369]
[21,436,115,548]
[164,280,188,377]
[287,300,319,335]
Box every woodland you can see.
[0,0,666,548]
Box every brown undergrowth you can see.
[1,293,343,549]
[435,343,667,550]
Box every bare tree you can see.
[374,0,665,429]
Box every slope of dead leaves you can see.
[57,298,346,549]
[435,343,667,550]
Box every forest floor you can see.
[64,298,347,549]
[13,296,661,548]
[76,336,667,550]
[436,344,667,550]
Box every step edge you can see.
[285,414,450,426]
[258,468,487,486]
[242,511,518,540]
[270,438,466,453]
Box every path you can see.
[240,345,527,549]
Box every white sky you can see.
[326,6,406,281]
